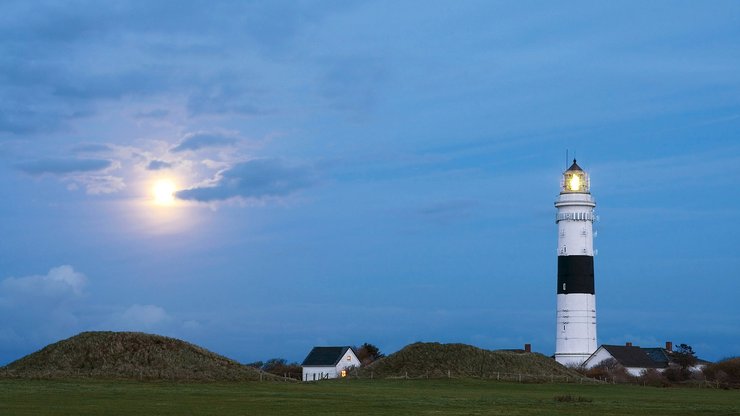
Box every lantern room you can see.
[561,159,590,194]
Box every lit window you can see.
[341,370,347,378]
[346,355,351,361]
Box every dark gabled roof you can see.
[566,159,583,172]
[601,345,664,368]
[642,348,671,365]
[301,346,354,366]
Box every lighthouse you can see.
[554,159,597,366]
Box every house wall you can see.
[583,347,611,369]
[303,366,337,381]
[336,349,362,373]
[624,367,646,377]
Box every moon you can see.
[152,179,177,205]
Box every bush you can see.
[638,369,670,387]
[262,358,302,380]
[582,358,633,383]
[355,343,384,366]
[703,357,740,388]
[554,394,592,403]
[662,366,691,382]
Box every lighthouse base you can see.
[555,293,597,367]
[555,352,593,367]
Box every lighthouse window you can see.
[562,283,566,291]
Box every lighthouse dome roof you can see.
[566,159,583,172]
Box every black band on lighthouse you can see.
[557,255,595,294]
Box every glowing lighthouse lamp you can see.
[554,160,597,366]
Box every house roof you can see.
[301,346,355,367]
[642,347,671,365]
[587,344,712,371]
[600,345,665,368]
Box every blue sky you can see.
[1,1,739,365]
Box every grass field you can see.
[1,379,739,415]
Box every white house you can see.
[582,344,665,376]
[582,342,708,376]
[301,346,361,382]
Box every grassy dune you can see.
[359,342,583,380]
[1,332,278,381]
[1,379,738,416]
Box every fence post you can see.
[405,371,408,379]
[496,372,499,381]
[371,371,374,380]
[448,369,451,379]
[518,374,522,383]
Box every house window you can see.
[341,370,347,378]
[346,355,351,361]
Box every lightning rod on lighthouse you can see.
[554,159,597,366]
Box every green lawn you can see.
[1,379,738,415]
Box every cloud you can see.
[319,57,387,113]
[13,155,124,194]
[176,158,314,202]
[114,304,170,329]
[72,143,114,153]
[186,84,268,117]
[134,109,169,118]
[1,265,87,300]
[170,131,238,152]
[416,200,480,224]
[0,266,89,362]
[146,159,173,170]
[15,158,112,175]
[73,174,126,195]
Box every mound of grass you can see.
[358,342,583,380]
[0,331,282,381]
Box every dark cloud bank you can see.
[170,131,238,153]
[176,158,314,202]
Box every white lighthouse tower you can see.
[554,159,597,366]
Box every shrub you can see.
[262,358,302,380]
[554,394,592,403]
[639,368,670,387]
[663,366,691,382]
[583,358,633,383]
[703,357,740,388]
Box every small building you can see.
[582,342,708,376]
[301,346,361,382]
[583,344,665,376]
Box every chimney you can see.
[665,341,672,352]
[524,343,531,353]
[626,342,632,347]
